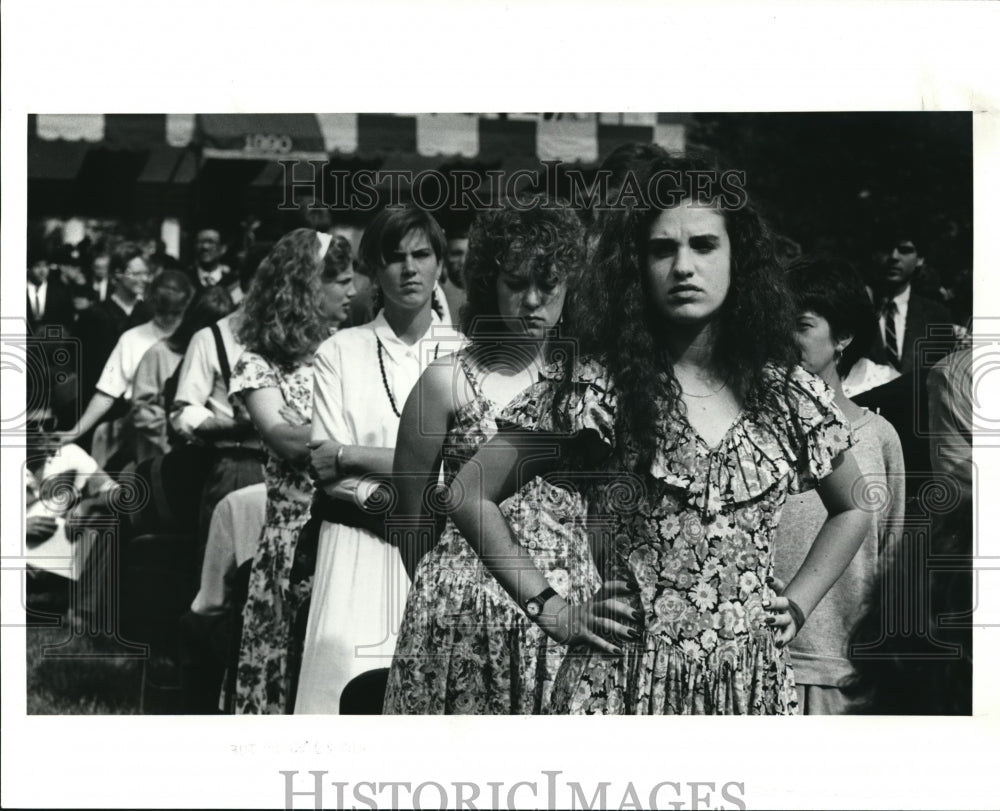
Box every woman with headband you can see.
[228,228,356,714]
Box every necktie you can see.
[883,299,900,369]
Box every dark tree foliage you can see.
[689,113,972,291]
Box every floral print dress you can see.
[500,358,854,715]
[383,350,602,714]
[229,352,316,714]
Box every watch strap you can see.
[523,586,558,616]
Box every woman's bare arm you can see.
[389,361,455,577]
[243,387,311,464]
[449,433,637,653]
[769,449,871,645]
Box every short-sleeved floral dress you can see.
[383,351,602,714]
[500,357,854,715]
[229,352,316,714]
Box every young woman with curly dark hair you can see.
[449,155,871,714]
[228,228,356,713]
[383,199,602,714]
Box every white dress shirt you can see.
[170,310,245,436]
[28,281,47,319]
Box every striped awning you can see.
[31,112,687,172]
[29,114,198,182]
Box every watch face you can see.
[525,601,540,617]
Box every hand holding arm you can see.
[307,439,395,484]
[308,337,396,486]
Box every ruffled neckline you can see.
[499,355,851,517]
[553,358,848,517]
[656,364,849,515]
[650,399,793,515]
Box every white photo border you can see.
[2,1,998,808]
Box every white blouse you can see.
[310,311,460,502]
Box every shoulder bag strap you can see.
[210,322,231,387]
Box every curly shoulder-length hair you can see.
[462,199,585,339]
[558,154,799,472]
[238,228,352,371]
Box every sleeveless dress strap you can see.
[457,349,487,402]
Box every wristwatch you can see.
[523,586,558,619]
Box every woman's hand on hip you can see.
[763,593,800,647]
[539,580,640,655]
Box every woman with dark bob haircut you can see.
[774,255,905,714]
[229,228,356,713]
[384,199,603,714]
[357,204,447,322]
[783,255,899,398]
[295,206,459,714]
[449,154,870,714]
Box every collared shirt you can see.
[842,356,902,399]
[93,277,109,302]
[170,310,246,436]
[878,283,911,350]
[196,264,228,288]
[311,310,460,505]
[433,281,455,329]
[27,281,47,319]
[95,319,175,400]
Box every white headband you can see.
[316,232,333,261]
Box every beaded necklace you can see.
[376,337,439,418]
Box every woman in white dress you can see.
[294,206,459,714]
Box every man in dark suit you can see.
[186,228,238,304]
[861,231,958,519]
[89,252,112,303]
[27,255,76,335]
[27,251,78,427]
[74,242,152,408]
[867,234,954,375]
